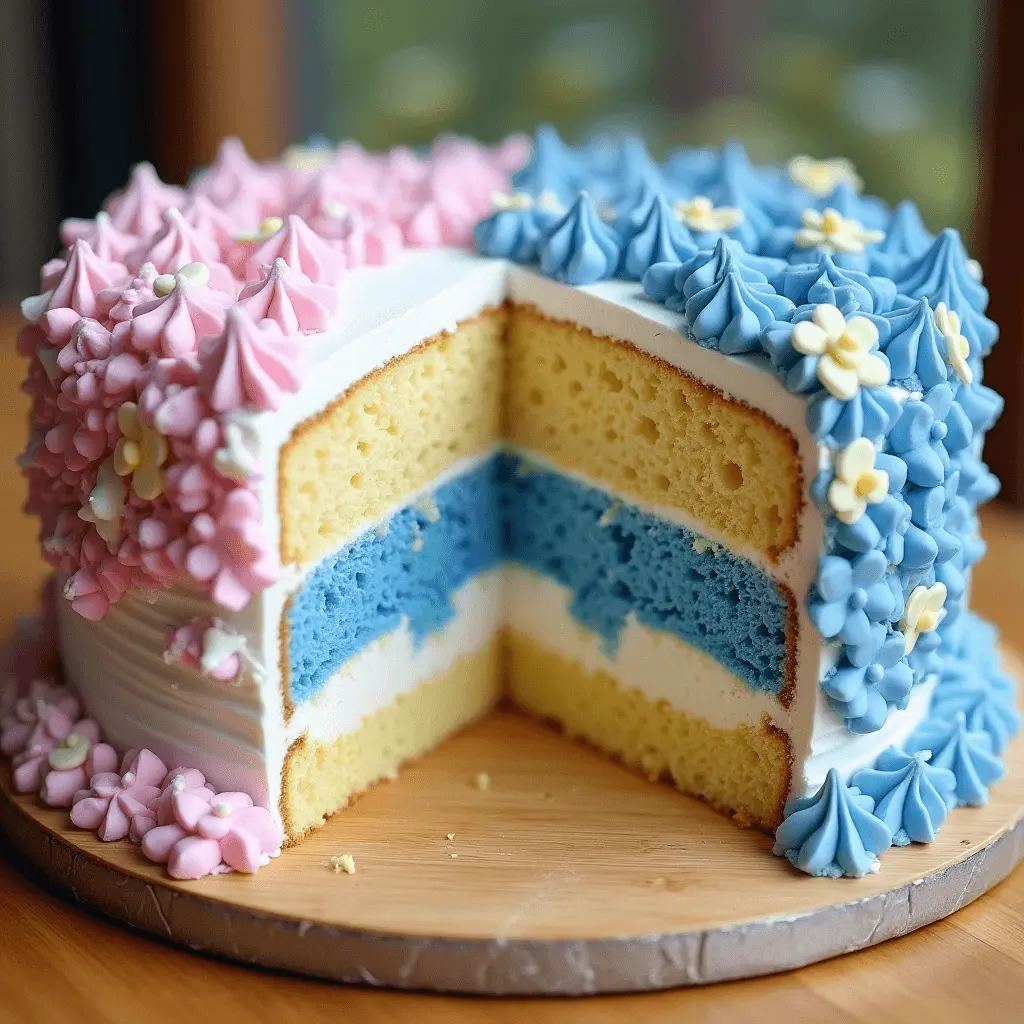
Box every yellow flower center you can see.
[822,210,844,235]
[119,439,141,469]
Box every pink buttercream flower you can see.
[59,211,138,263]
[103,162,186,237]
[124,208,235,292]
[96,262,160,323]
[130,767,214,841]
[243,214,344,285]
[0,680,78,757]
[184,488,277,610]
[22,240,127,337]
[141,788,283,879]
[237,257,338,335]
[181,194,247,247]
[163,617,244,682]
[193,137,283,219]
[197,307,303,412]
[41,731,118,807]
[127,263,232,358]
[70,748,168,842]
[340,212,404,267]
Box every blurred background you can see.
[0,0,1019,505]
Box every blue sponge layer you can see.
[287,453,791,704]
[498,454,789,695]
[287,462,502,705]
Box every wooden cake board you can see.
[2,678,1024,996]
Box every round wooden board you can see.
[3,701,1024,997]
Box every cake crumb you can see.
[329,854,356,875]
[447,832,455,841]
[597,500,621,527]
[416,496,441,523]
[474,772,491,791]
[692,536,723,556]
[448,852,459,859]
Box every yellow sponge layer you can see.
[504,305,802,559]
[505,631,791,829]
[281,640,501,839]
[279,309,505,565]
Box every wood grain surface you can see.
[2,306,1024,1020]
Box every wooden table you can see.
[1,306,1023,1022]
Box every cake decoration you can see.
[787,155,863,198]
[905,712,1005,807]
[773,768,892,878]
[125,207,235,292]
[869,199,934,278]
[243,214,345,285]
[850,748,955,845]
[197,308,304,413]
[164,617,248,683]
[792,207,885,257]
[237,257,339,335]
[538,192,621,284]
[103,161,187,238]
[827,438,889,525]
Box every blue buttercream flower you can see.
[823,631,914,732]
[929,654,1021,755]
[538,192,622,285]
[881,297,950,390]
[773,768,892,878]
[618,194,699,280]
[906,711,1005,807]
[654,238,795,354]
[954,378,1003,434]
[894,228,998,357]
[772,252,897,316]
[700,141,780,247]
[952,448,1000,508]
[868,199,934,279]
[851,747,956,845]
[809,549,895,666]
[473,191,564,263]
[511,124,584,201]
[601,137,671,222]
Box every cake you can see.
[3,128,1019,882]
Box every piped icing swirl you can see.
[237,258,338,335]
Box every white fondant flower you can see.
[234,216,284,244]
[788,155,863,197]
[153,260,210,298]
[900,583,947,654]
[933,302,973,385]
[77,459,126,544]
[828,439,889,525]
[791,304,890,400]
[213,421,262,483]
[280,144,334,172]
[673,196,743,233]
[794,207,884,255]
[489,190,562,213]
[113,402,169,500]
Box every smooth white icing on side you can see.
[800,677,937,796]
[289,571,502,746]
[56,583,270,804]
[505,567,787,733]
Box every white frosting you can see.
[505,568,785,733]
[56,247,936,827]
[290,572,502,745]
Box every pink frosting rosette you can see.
[70,748,168,842]
[141,788,283,879]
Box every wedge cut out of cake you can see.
[8,128,1018,882]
